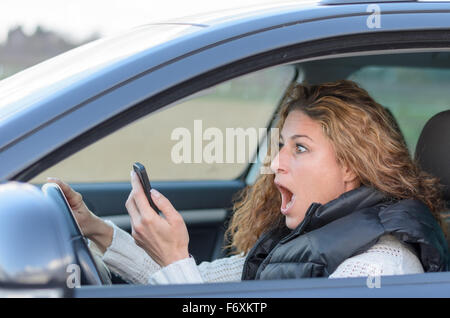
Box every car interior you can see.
[32,50,450,285]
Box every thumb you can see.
[150,189,182,224]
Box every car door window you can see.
[31,66,295,183]
[348,65,450,155]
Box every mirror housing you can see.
[0,182,75,297]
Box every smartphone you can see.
[133,162,160,214]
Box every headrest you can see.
[415,110,450,202]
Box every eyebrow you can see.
[280,134,313,142]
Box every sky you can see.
[0,0,302,44]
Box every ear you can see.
[341,163,359,187]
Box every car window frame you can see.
[11,29,450,182]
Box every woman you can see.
[48,80,449,284]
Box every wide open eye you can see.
[295,143,307,153]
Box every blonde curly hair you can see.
[225,80,446,255]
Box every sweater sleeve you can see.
[98,221,245,285]
[329,234,424,278]
[148,253,245,285]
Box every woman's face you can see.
[270,110,359,229]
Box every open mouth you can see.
[275,183,296,215]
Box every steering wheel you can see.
[42,183,112,286]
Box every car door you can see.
[74,43,450,296]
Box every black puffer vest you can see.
[242,186,449,280]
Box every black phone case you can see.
[133,162,160,213]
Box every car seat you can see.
[415,110,450,248]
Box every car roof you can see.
[0,1,319,117]
[0,3,319,129]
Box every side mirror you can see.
[0,182,75,297]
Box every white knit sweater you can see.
[92,221,424,285]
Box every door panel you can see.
[74,271,450,297]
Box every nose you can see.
[270,146,288,174]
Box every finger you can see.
[126,188,141,217]
[128,193,160,238]
[130,170,146,195]
[130,171,159,217]
[128,194,159,249]
[46,177,71,193]
[46,177,82,206]
[125,192,142,228]
[149,189,182,224]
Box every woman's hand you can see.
[126,171,189,267]
[46,177,113,253]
